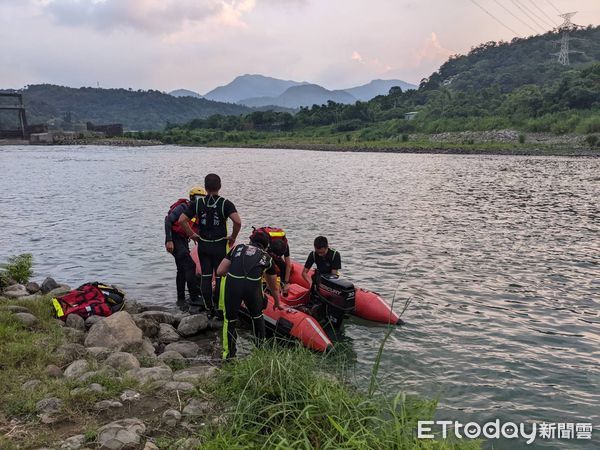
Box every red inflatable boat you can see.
[191,245,400,353]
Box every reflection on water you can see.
[1,145,598,449]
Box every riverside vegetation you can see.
[132,27,600,155]
[0,254,481,449]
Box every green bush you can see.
[1,254,33,285]
[518,134,526,144]
[334,119,364,132]
[585,135,599,148]
[578,116,600,134]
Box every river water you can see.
[0,145,598,449]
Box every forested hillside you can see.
[151,25,599,141]
[3,85,252,130]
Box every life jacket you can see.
[168,198,198,237]
[252,226,288,249]
[52,282,126,321]
[228,244,272,282]
[195,195,228,241]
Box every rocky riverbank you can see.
[0,276,481,449]
[0,277,224,449]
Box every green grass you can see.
[192,345,480,449]
[0,296,140,448]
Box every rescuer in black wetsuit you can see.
[270,239,291,293]
[178,174,241,317]
[302,235,342,288]
[164,187,205,312]
[216,231,283,359]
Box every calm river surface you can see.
[0,145,598,449]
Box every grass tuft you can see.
[194,344,479,449]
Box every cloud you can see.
[351,51,364,63]
[218,0,256,28]
[414,31,454,64]
[351,51,393,75]
[41,0,256,34]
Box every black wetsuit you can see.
[164,202,201,307]
[221,243,276,359]
[304,248,341,274]
[184,194,236,311]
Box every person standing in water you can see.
[178,174,241,316]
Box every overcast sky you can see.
[0,0,598,93]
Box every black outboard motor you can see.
[311,274,355,329]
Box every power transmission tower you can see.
[556,12,577,65]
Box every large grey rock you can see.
[64,359,90,379]
[122,298,142,314]
[119,390,140,402]
[85,315,105,329]
[158,323,180,344]
[104,352,140,371]
[94,400,123,410]
[60,434,85,450]
[46,364,63,378]
[55,343,87,364]
[70,383,105,396]
[208,318,223,330]
[40,277,59,294]
[177,314,209,337]
[164,341,199,358]
[14,312,38,326]
[25,281,40,294]
[78,366,119,382]
[176,438,203,450]
[36,397,62,414]
[97,418,146,450]
[137,311,177,326]
[48,284,72,296]
[4,284,29,298]
[21,379,42,391]
[157,351,185,364]
[161,409,181,427]
[163,381,194,392]
[121,337,156,358]
[86,346,111,360]
[182,398,212,416]
[84,311,143,349]
[65,314,85,331]
[62,327,85,344]
[60,434,86,450]
[132,316,160,338]
[125,366,172,384]
[173,365,218,383]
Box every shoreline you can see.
[2,138,599,157]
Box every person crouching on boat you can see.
[302,236,341,288]
[251,227,292,295]
[164,187,206,313]
[216,231,283,359]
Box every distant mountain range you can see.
[169,89,203,99]
[170,74,416,108]
[203,75,309,104]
